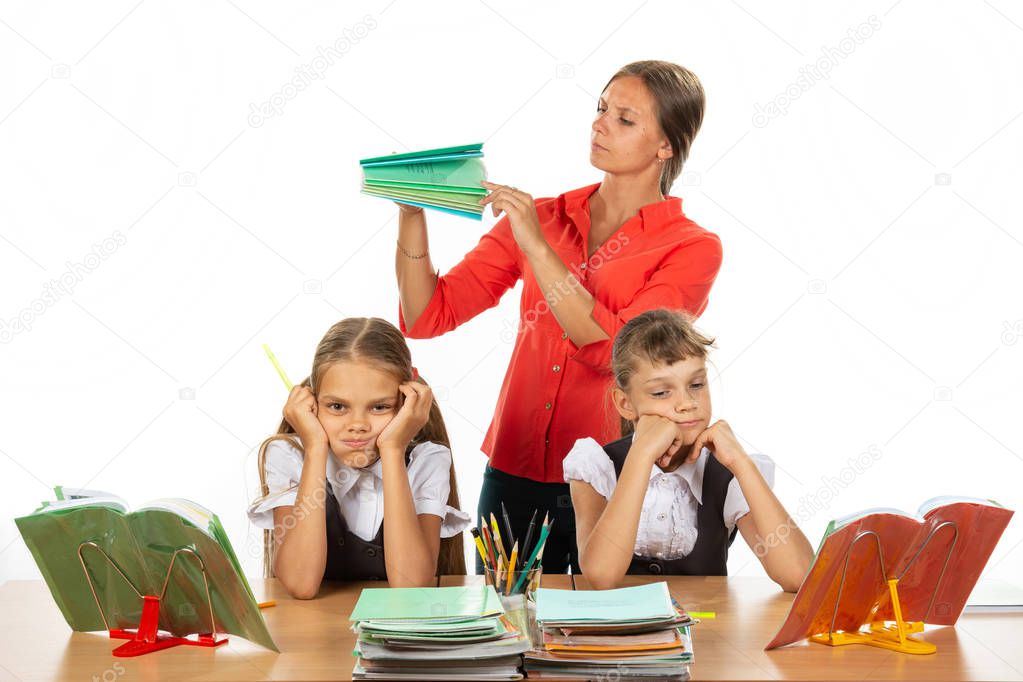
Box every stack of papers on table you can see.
[350,585,529,680]
[359,143,487,220]
[525,582,694,680]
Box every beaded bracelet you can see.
[397,241,429,260]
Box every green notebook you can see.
[361,187,484,212]
[359,143,487,220]
[350,585,504,623]
[15,487,277,652]
[362,157,487,192]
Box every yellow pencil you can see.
[505,542,518,594]
[262,344,294,391]
[489,513,508,565]
[469,528,489,566]
[257,600,276,609]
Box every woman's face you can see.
[590,75,672,176]
[315,360,401,468]
[614,354,712,447]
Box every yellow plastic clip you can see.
[810,578,936,655]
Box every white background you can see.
[2,0,1021,589]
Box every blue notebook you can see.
[535,582,676,624]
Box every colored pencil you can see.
[536,514,552,567]
[512,517,553,594]
[520,509,539,569]
[480,523,498,571]
[500,502,516,557]
[505,542,518,595]
[490,513,508,565]
[470,527,488,566]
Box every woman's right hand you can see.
[282,386,329,452]
[631,414,685,469]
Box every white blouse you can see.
[247,437,471,542]
[562,435,775,560]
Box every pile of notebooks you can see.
[525,582,695,680]
[359,142,487,220]
[350,584,530,680]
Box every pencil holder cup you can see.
[484,564,542,599]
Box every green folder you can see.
[359,193,484,220]
[361,180,486,195]
[362,157,488,192]
[360,186,483,211]
[350,585,504,623]
[15,488,278,652]
[359,143,483,166]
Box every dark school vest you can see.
[322,450,412,582]
[602,435,737,576]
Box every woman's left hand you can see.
[684,419,750,473]
[479,181,545,256]
[375,381,433,455]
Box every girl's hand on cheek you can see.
[282,386,329,452]
[376,381,433,454]
[632,414,685,468]
[685,419,748,471]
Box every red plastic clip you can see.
[108,595,227,657]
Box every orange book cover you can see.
[766,498,1013,650]
[543,628,682,653]
[537,646,687,659]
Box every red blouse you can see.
[399,182,723,483]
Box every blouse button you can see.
[657,512,667,521]
[649,563,662,575]
[366,548,378,558]
[552,364,561,373]
[545,402,552,410]
[561,331,568,340]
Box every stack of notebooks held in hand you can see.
[359,142,487,220]
[525,582,695,681]
[349,585,530,681]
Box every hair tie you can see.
[411,366,420,381]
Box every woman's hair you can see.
[610,309,716,437]
[256,317,466,578]
[602,60,706,195]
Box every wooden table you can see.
[1,575,1020,681]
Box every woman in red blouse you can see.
[395,60,723,573]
